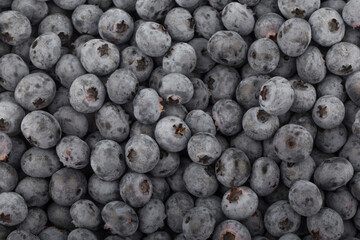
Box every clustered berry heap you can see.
[0,0,360,239]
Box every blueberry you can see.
[321,0,346,13]
[271,53,297,78]
[187,133,221,165]
[125,134,160,173]
[296,46,327,84]
[135,22,172,57]
[149,67,167,93]
[53,106,88,138]
[154,116,191,153]
[326,186,358,220]
[307,208,344,240]
[316,74,346,102]
[342,0,360,29]
[39,13,73,44]
[346,71,360,106]
[195,196,225,225]
[95,103,130,142]
[0,101,25,136]
[70,199,101,230]
[18,208,47,235]
[0,11,31,46]
[143,231,171,240]
[185,110,216,135]
[250,157,280,196]
[161,102,188,120]
[15,72,56,111]
[158,73,194,106]
[48,88,71,114]
[230,131,263,162]
[343,25,360,46]
[204,65,241,103]
[325,42,360,76]
[188,38,216,74]
[120,46,153,83]
[277,18,312,57]
[56,136,90,169]
[212,99,243,136]
[6,230,39,240]
[102,201,138,236]
[55,54,86,89]
[88,174,120,205]
[273,124,313,163]
[163,43,197,75]
[150,177,170,202]
[21,147,61,178]
[241,209,265,237]
[67,228,97,240]
[88,0,112,10]
[289,80,317,113]
[212,219,251,240]
[150,150,180,177]
[130,121,155,139]
[248,38,280,74]
[4,137,25,170]
[113,0,136,11]
[309,7,345,47]
[166,158,191,193]
[166,192,194,233]
[207,31,248,66]
[193,5,224,39]
[222,2,255,36]
[312,95,345,129]
[133,88,162,125]
[72,34,95,58]
[72,4,103,35]
[279,0,320,19]
[0,53,29,91]
[21,111,62,149]
[0,192,28,226]
[254,13,285,41]
[339,135,360,171]
[314,157,354,191]
[279,233,301,240]
[235,75,269,109]
[47,202,75,230]
[15,177,49,207]
[280,156,316,188]
[29,32,61,69]
[164,8,195,42]
[49,168,87,206]
[182,207,215,240]
[138,199,166,234]
[90,140,125,181]
[349,172,360,201]
[135,0,174,21]
[39,226,68,240]
[0,162,17,193]
[53,0,86,10]
[221,186,258,220]
[259,77,295,116]
[315,124,347,153]
[184,163,218,198]
[208,0,233,11]
[119,172,152,208]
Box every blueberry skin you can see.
[6,230,39,240]
[150,150,180,177]
[340,135,360,171]
[175,0,201,8]
[321,0,346,13]
[135,0,174,21]
[88,174,120,205]
[296,46,326,84]
[29,32,61,69]
[161,102,188,120]
[56,136,90,169]
[215,148,251,188]
[67,228,97,240]
[222,2,255,36]
[221,186,259,221]
[277,18,311,57]
[166,192,194,233]
[212,220,251,240]
[0,192,28,226]
[342,0,360,29]
[71,4,102,35]
[315,124,347,153]
[159,73,194,105]
[150,177,170,202]
[119,172,153,208]
[242,107,279,141]
[279,233,301,240]
[70,199,101,230]
[0,11,31,46]
[254,13,284,40]
[259,77,295,116]
[325,42,360,76]
[236,75,270,110]
[182,207,216,240]
[230,131,263,163]
[15,177,50,207]
[135,22,172,57]
[49,168,87,206]
[54,106,88,138]
[312,95,345,129]
[80,39,120,76]
[184,163,218,198]
[271,53,297,78]
[280,156,316,188]
[317,74,346,102]
[193,5,224,39]
[278,0,320,19]
[120,46,153,83]
[113,0,136,11]
[11,0,48,25]
[0,53,29,91]
[212,99,243,136]
[90,140,126,181]
[55,54,86,89]
[163,42,197,75]
[350,172,360,201]
[164,8,194,42]
[125,134,160,173]
[264,200,301,237]
[154,116,192,153]
[241,209,265,237]
[130,121,155,139]
[48,88,70,114]
[0,101,25,136]
[0,162,17,193]
[38,13,73,44]
[326,187,358,220]
[21,111,62,149]
[346,71,360,106]
[195,196,225,225]
[53,0,86,10]
[250,157,280,197]
[166,158,192,193]
[187,133,221,165]
[247,38,280,74]
[139,199,166,234]
[309,7,345,47]
[15,72,56,111]
[18,208,48,235]
[289,80,317,113]
[307,208,344,240]
[95,103,130,142]
[5,137,25,170]
[149,67,168,93]
[185,110,216,136]
[188,38,216,74]
[204,65,241,103]
[133,88,162,125]
[314,157,354,191]
[273,124,313,163]
[207,31,248,67]
[253,0,280,17]
[47,202,75,230]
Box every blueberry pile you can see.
[0,0,360,239]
